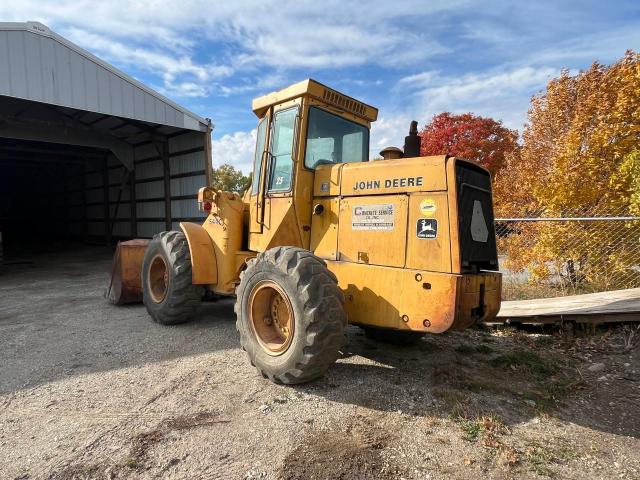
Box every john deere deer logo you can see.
[416,218,438,239]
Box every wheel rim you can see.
[249,280,294,356]
[148,254,169,303]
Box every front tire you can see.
[142,231,202,325]
[235,247,346,384]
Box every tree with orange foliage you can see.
[419,112,519,176]
[495,51,640,292]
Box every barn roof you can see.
[0,21,208,132]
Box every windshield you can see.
[304,107,369,169]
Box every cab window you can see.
[304,107,369,169]
[251,117,267,195]
[268,107,298,192]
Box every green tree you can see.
[212,164,251,194]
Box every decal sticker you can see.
[417,218,438,239]
[320,181,329,192]
[353,176,424,191]
[470,200,489,242]
[419,198,437,217]
[352,204,395,231]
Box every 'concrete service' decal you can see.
[352,204,395,231]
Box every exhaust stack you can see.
[403,120,421,158]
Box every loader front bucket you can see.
[106,239,150,305]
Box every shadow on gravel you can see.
[296,325,640,439]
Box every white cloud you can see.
[398,66,558,129]
[212,130,257,174]
[370,115,412,157]
[0,0,458,79]
[62,28,232,98]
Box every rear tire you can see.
[362,326,426,345]
[142,231,202,325]
[235,247,346,384]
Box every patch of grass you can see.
[525,444,555,477]
[455,344,476,354]
[124,457,140,470]
[434,366,490,394]
[534,373,582,411]
[490,349,559,377]
[475,344,493,354]
[535,336,555,347]
[453,343,494,355]
[459,419,482,441]
[449,408,509,444]
[433,387,469,406]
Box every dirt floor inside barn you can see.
[0,248,639,480]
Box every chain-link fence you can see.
[494,206,640,300]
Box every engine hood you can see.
[313,155,449,197]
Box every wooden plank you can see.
[496,288,640,324]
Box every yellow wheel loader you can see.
[136,79,501,384]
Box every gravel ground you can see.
[0,247,639,480]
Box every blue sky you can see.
[2,1,639,173]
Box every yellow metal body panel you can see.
[327,261,501,333]
[250,197,305,252]
[180,222,217,285]
[338,195,408,267]
[310,197,339,260]
[406,192,451,273]
[200,191,245,295]
[340,156,448,196]
[313,163,344,197]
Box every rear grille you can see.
[455,161,499,271]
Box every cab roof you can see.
[251,79,378,122]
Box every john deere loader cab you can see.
[138,79,501,385]
[246,80,375,252]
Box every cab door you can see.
[249,114,269,233]
[250,105,302,251]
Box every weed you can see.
[525,444,555,477]
[490,349,559,377]
[535,336,555,347]
[460,419,482,441]
[433,387,468,406]
[475,344,493,354]
[124,457,140,470]
[455,344,476,354]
